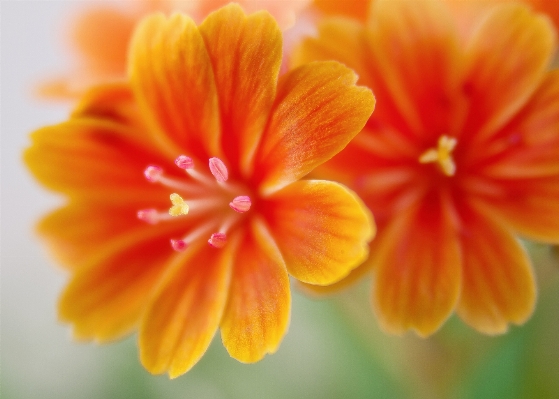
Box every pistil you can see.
[419,135,457,176]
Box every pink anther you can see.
[137,209,158,224]
[208,232,227,248]
[175,155,194,170]
[229,196,252,213]
[170,239,188,252]
[144,165,163,182]
[209,157,228,182]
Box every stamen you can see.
[169,193,189,216]
[175,155,194,170]
[137,208,174,224]
[137,209,159,224]
[209,157,228,182]
[418,135,457,176]
[170,239,188,252]
[157,175,202,193]
[208,232,227,248]
[184,168,215,186]
[229,195,252,213]
[144,165,163,182]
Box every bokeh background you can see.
[2,1,559,398]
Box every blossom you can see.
[26,5,375,376]
[40,0,311,98]
[293,0,559,335]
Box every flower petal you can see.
[462,3,555,142]
[70,5,137,77]
[469,177,559,244]
[24,119,170,202]
[291,18,371,87]
[199,4,282,175]
[139,240,236,378]
[221,218,290,362]
[463,71,559,243]
[371,192,462,336]
[255,61,375,194]
[37,202,169,270]
[314,122,420,224]
[477,70,559,179]
[70,83,141,129]
[367,0,463,139]
[264,180,374,285]
[129,12,221,160]
[58,227,182,342]
[298,261,374,296]
[457,206,536,334]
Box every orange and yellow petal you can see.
[371,192,462,336]
[24,119,169,202]
[221,218,290,362]
[58,228,182,342]
[70,5,136,76]
[255,61,374,194]
[199,4,282,175]
[530,0,559,31]
[314,124,419,218]
[457,207,536,334]
[462,3,555,142]
[479,70,559,180]
[298,260,374,296]
[367,0,462,138]
[129,12,221,160]
[70,83,141,129]
[139,240,236,378]
[472,178,559,244]
[37,76,91,100]
[469,71,559,243]
[291,18,371,87]
[37,202,167,270]
[264,180,374,285]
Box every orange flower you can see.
[40,0,311,98]
[26,5,375,376]
[293,0,559,336]
[311,0,559,37]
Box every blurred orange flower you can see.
[26,5,375,377]
[294,0,559,336]
[41,0,310,98]
[312,0,559,36]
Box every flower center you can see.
[137,155,252,251]
[418,135,457,176]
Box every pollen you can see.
[419,135,457,176]
[170,239,188,252]
[229,195,252,213]
[175,155,194,170]
[208,232,227,248]
[169,193,189,216]
[144,165,163,182]
[209,157,228,182]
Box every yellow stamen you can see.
[418,135,457,176]
[169,193,189,216]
